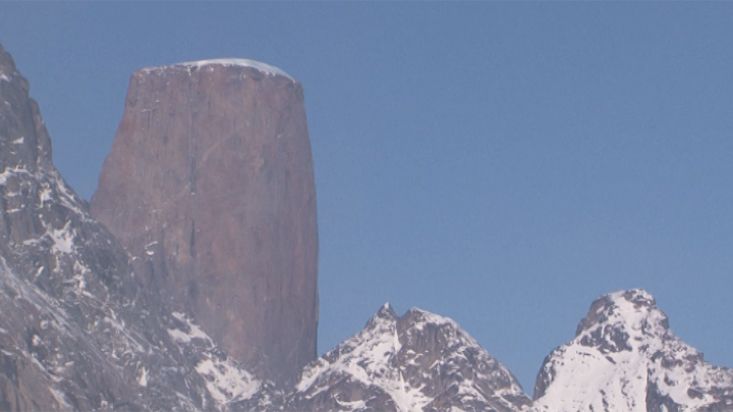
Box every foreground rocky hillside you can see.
[0,42,258,412]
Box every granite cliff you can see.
[90,59,319,385]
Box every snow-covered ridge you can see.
[294,302,530,411]
[139,58,295,81]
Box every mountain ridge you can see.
[1,42,732,411]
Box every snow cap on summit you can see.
[137,58,296,82]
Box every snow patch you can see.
[168,312,211,344]
[49,221,75,254]
[49,387,71,410]
[138,367,148,387]
[38,186,53,204]
[195,358,260,405]
[0,166,32,185]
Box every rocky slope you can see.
[0,43,259,412]
[533,289,733,411]
[90,58,318,385]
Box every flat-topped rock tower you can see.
[91,59,318,384]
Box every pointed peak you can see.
[374,302,397,319]
[0,43,16,73]
[360,302,398,334]
[0,45,53,171]
[0,45,26,91]
[576,288,670,345]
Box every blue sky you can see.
[2,3,732,391]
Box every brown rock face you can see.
[90,60,318,384]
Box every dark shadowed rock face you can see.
[0,44,260,412]
[90,59,318,384]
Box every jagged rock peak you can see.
[136,58,296,82]
[533,289,733,412]
[373,302,397,319]
[574,288,670,352]
[291,304,530,412]
[0,45,52,173]
[0,44,20,84]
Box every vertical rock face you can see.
[90,59,318,384]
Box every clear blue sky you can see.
[2,3,732,392]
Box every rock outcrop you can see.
[0,43,259,412]
[90,59,318,384]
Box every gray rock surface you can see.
[90,59,318,385]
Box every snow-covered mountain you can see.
[282,303,531,412]
[533,289,733,411]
